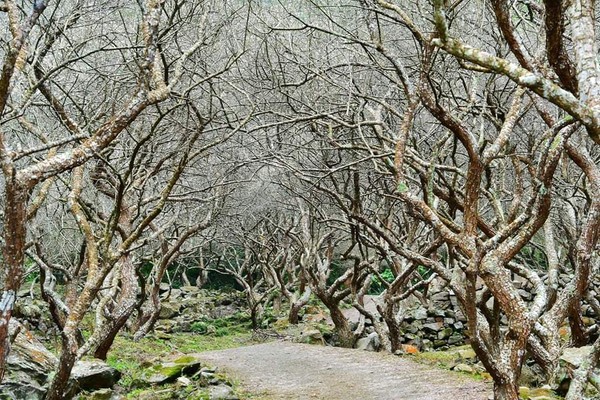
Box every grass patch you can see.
[414,350,460,367]
[190,312,253,337]
[107,331,253,391]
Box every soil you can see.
[195,341,491,400]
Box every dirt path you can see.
[195,341,491,400]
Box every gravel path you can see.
[195,341,491,400]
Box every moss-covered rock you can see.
[142,355,203,384]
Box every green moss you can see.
[154,364,183,378]
[106,331,253,392]
[173,355,198,365]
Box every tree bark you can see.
[328,302,354,348]
[45,326,79,400]
[0,184,28,381]
[493,379,519,400]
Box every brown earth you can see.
[195,341,491,400]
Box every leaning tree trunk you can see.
[288,292,311,325]
[0,185,28,382]
[46,273,104,400]
[95,255,138,359]
[133,295,160,341]
[288,302,303,324]
[87,255,139,359]
[250,302,264,330]
[326,301,354,348]
[380,302,403,353]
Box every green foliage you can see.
[190,312,252,337]
[325,258,348,286]
[416,265,433,280]
[519,244,548,270]
[369,268,394,295]
[190,321,211,334]
[396,181,409,193]
[202,271,240,291]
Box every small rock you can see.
[159,282,170,292]
[429,308,446,317]
[411,308,428,320]
[177,376,192,386]
[422,339,433,351]
[422,322,443,332]
[71,360,121,391]
[181,285,200,295]
[298,329,324,345]
[453,363,475,374]
[431,291,449,302]
[448,333,463,345]
[438,327,453,340]
[405,323,420,334]
[201,371,216,379]
[209,384,238,400]
[87,388,113,400]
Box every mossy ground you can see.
[106,331,254,391]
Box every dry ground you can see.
[195,341,491,400]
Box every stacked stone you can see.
[399,290,466,351]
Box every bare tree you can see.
[0,0,204,381]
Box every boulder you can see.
[0,320,58,400]
[556,346,593,394]
[355,332,380,352]
[158,302,181,319]
[70,360,121,391]
[560,346,592,368]
[142,355,203,384]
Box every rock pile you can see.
[133,354,239,400]
[355,274,600,353]
[154,286,246,334]
[0,320,120,400]
[398,292,466,351]
[351,288,468,352]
